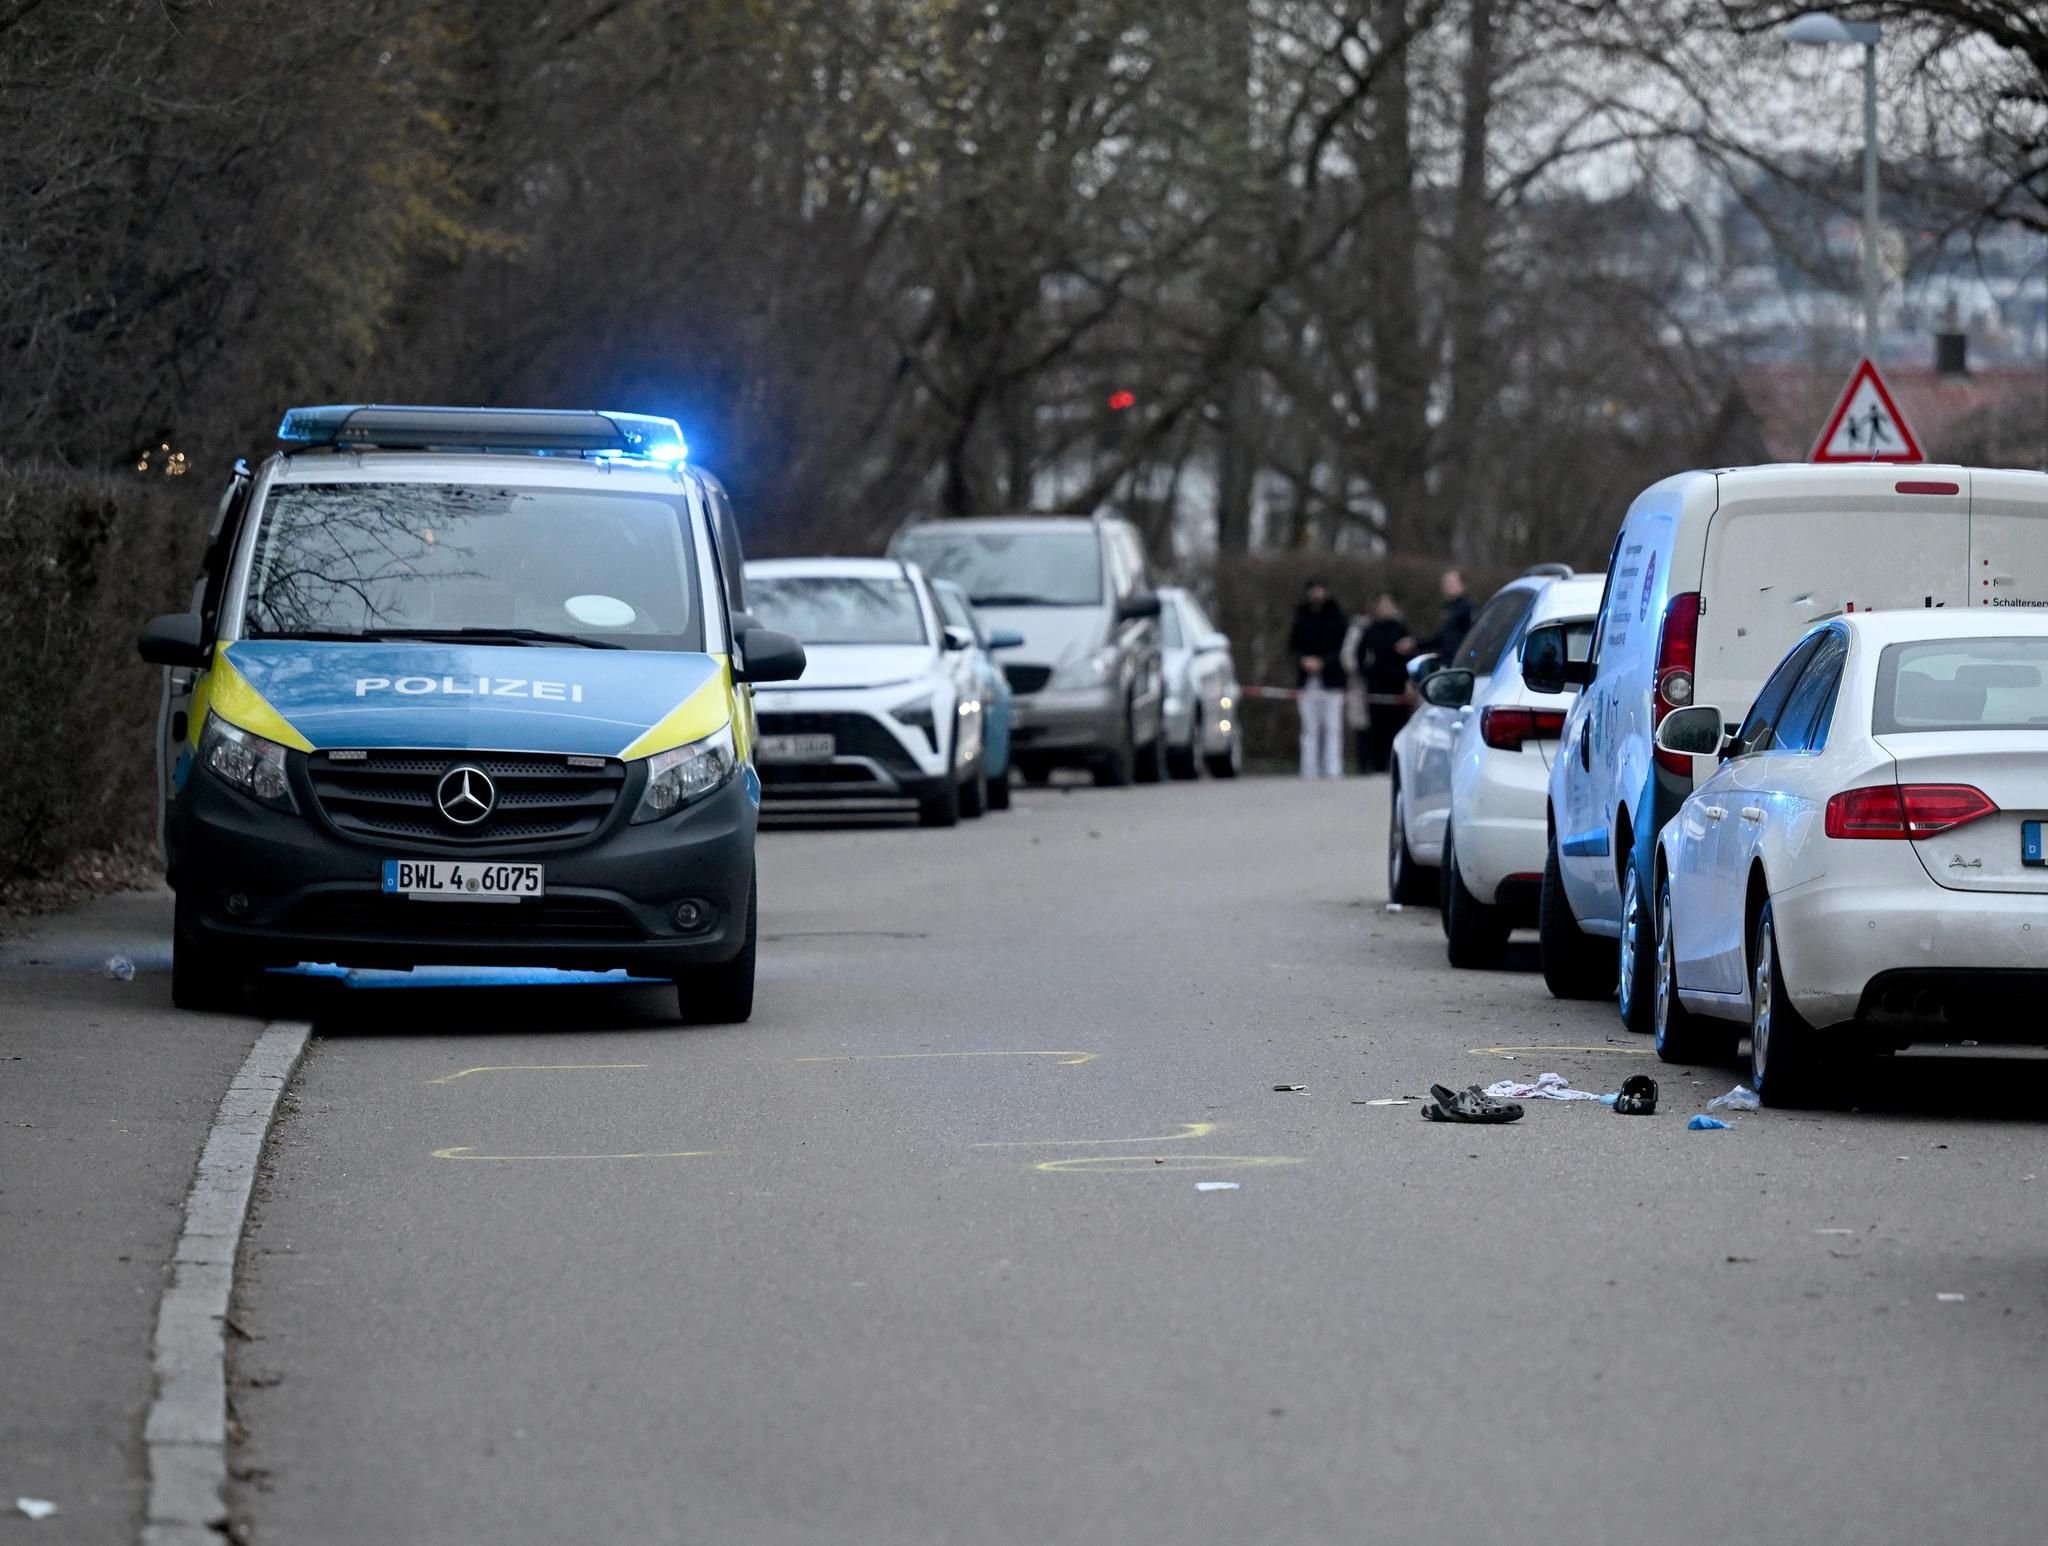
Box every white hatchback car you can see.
[1157,586,1243,779]
[744,558,987,826]
[1653,611,2048,1105]
[1388,571,1601,964]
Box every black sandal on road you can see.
[1613,1074,1658,1116]
[1421,1083,1524,1124]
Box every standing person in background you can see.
[1289,578,1349,779]
[1431,569,1474,662]
[1344,592,1414,774]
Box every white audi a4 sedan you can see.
[1652,610,2048,1105]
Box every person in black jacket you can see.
[1288,578,1349,778]
[1342,592,1415,773]
[1431,569,1474,662]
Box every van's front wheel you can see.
[170,898,249,1015]
[678,870,756,1025]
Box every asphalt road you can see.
[227,777,2047,1546]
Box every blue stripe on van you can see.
[1561,827,1611,859]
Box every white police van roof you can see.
[277,404,688,463]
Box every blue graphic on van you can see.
[223,641,722,756]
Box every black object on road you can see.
[1421,1083,1524,1124]
[1613,1074,1658,1116]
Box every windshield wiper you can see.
[969,592,1060,607]
[249,626,625,650]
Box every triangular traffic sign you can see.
[1809,357,1924,463]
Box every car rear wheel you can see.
[1443,828,1510,970]
[170,896,249,1015]
[1204,733,1241,780]
[1654,875,1739,1065]
[986,769,1011,810]
[1017,757,1052,787]
[1539,829,1614,1001]
[1749,901,1824,1107]
[1166,717,1200,781]
[1618,857,1657,1034]
[1133,722,1166,784]
[1094,706,1136,787]
[678,868,755,1025]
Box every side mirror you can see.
[1521,623,1592,695]
[1405,652,1440,683]
[1654,705,1728,759]
[1117,591,1163,622]
[737,627,806,685]
[1419,668,1476,709]
[941,624,973,652]
[1196,630,1231,654]
[139,612,207,668]
[987,628,1025,651]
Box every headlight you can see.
[633,723,737,822]
[1050,647,1119,691]
[200,715,295,810]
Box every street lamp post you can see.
[1781,13,1885,359]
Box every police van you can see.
[139,405,805,1019]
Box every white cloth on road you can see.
[1298,684,1344,779]
[1483,1072,1605,1102]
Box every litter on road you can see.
[102,956,133,981]
[1272,1084,1307,1092]
[1707,1085,1761,1113]
[1937,1293,1968,1303]
[1195,1182,1240,1192]
[1482,1072,1604,1102]
[1613,1075,1658,1115]
[1358,1097,1416,1106]
[1422,1084,1524,1124]
[15,1499,57,1521]
[1688,1115,1732,1131]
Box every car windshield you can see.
[1875,637,2048,732]
[894,529,1102,607]
[747,576,927,646]
[240,482,704,651]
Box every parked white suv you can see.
[744,558,988,826]
[1389,570,1602,965]
[1529,462,2048,1032]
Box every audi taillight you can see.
[1824,784,1997,840]
[1481,706,1568,751]
[1652,591,1701,776]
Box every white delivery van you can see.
[1523,462,2048,1029]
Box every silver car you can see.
[1157,587,1242,779]
[889,515,1166,786]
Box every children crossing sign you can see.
[1810,357,1925,463]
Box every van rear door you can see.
[1968,468,2048,617]
[1699,467,1970,731]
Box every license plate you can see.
[2025,821,2044,867]
[381,860,543,902]
[757,733,835,763]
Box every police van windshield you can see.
[747,576,927,646]
[894,530,1103,607]
[240,483,705,652]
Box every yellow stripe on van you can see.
[618,656,736,760]
[197,647,315,752]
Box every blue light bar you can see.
[276,405,687,462]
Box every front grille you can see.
[755,712,920,775]
[1004,664,1052,695]
[307,749,626,846]
[287,892,643,942]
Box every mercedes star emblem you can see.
[436,765,496,826]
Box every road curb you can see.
[140,1020,310,1546]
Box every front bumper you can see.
[752,688,962,802]
[168,759,755,975]
[1008,684,1121,760]
[1772,866,2048,1031]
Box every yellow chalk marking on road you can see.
[1470,1045,1655,1059]
[1035,1154,1304,1174]
[427,1063,647,1085]
[975,1122,1217,1149]
[793,1050,1101,1067]
[432,1146,717,1161]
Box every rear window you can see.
[1874,638,2048,733]
[747,576,927,646]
